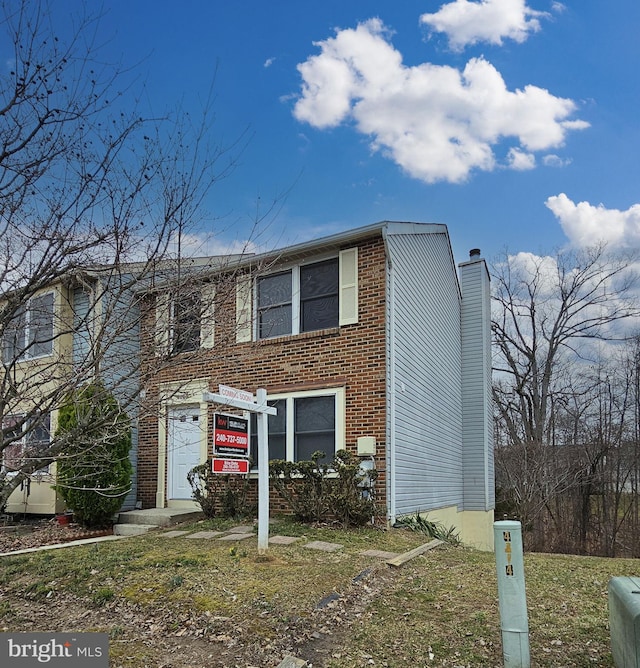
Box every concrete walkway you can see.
[0,515,406,562]
[0,534,124,557]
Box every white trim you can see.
[386,258,397,523]
[2,290,56,362]
[291,266,301,335]
[157,378,209,508]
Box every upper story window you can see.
[155,285,215,356]
[257,258,339,339]
[171,293,201,354]
[235,247,358,343]
[2,292,55,362]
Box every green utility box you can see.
[609,576,640,667]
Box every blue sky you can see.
[61,1,640,262]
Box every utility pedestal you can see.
[494,520,530,668]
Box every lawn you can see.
[0,516,637,667]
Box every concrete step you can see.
[117,508,203,527]
[113,523,157,536]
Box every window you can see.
[3,413,51,472]
[171,293,201,354]
[249,388,344,467]
[300,259,340,332]
[235,248,358,344]
[294,395,335,462]
[258,272,292,339]
[2,293,54,362]
[156,284,215,355]
[257,258,339,339]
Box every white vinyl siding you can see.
[460,258,494,510]
[73,279,141,511]
[385,229,463,519]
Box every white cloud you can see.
[546,193,640,249]
[507,147,536,170]
[420,0,549,51]
[542,154,571,167]
[293,19,588,183]
[264,57,276,68]
[504,251,560,298]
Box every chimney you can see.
[458,248,494,517]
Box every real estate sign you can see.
[213,413,249,457]
[211,458,250,474]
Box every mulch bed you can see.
[0,515,113,553]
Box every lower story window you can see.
[250,388,344,467]
[2,413,51,473]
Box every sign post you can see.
[256,388,269,555]
[203,386,276,554]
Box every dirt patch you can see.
[3,553,393,667]
[0,518,400,666]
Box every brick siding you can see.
[137,235,388,513]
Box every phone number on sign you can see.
[215,434,248,445]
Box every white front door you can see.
[167,407,203,500]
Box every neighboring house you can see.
[1,257,234,516]
[138,221,495,550]
[2,281,72,514]
[1,272,142,515]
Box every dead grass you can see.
[0,516,638,667]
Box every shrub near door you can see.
[54,383,132,528]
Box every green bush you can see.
[54,382,132,528]
[187,461,254,519]
[269,449,377,527]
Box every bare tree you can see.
[0,0,242,512]
[492,245,639,549]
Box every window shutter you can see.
[200,284,216,349]
[339,247,358,326]
[236,275,253,343]
[155,293,170,355]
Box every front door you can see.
[167,407,202,500]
